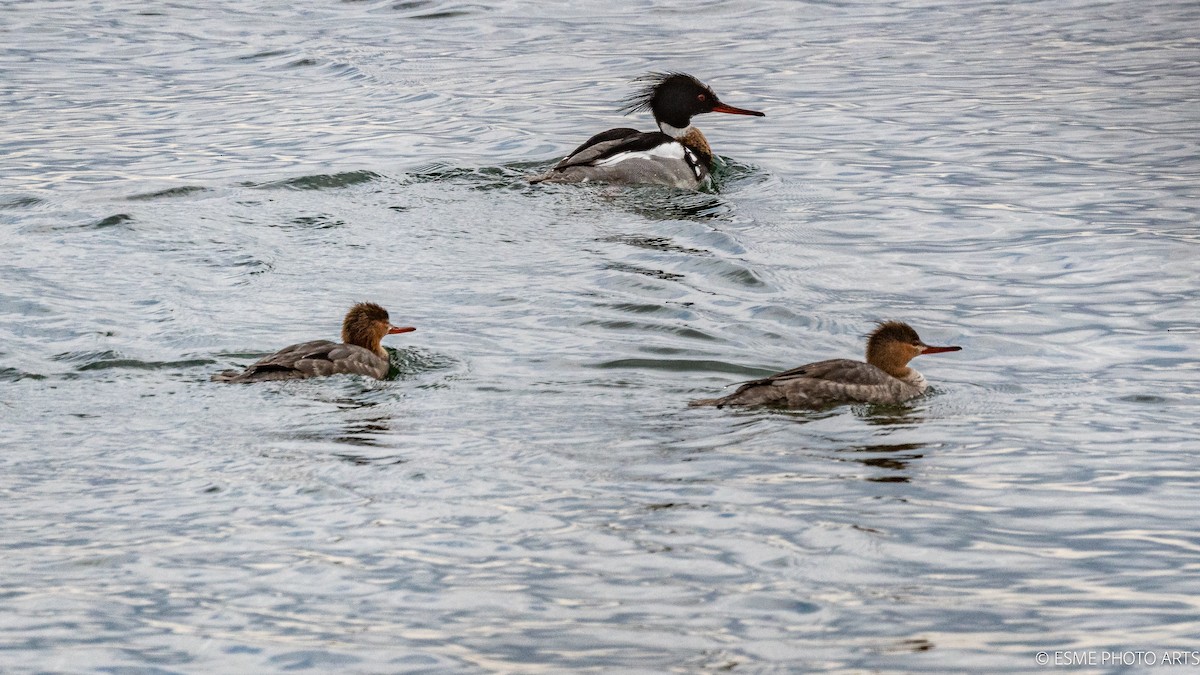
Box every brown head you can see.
[865,321,961,378]
[342,302,416,357]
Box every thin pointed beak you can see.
[920,344,961,355]
[711,102,765,117]
[388,325,416,335]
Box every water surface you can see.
[2,0,1199,672]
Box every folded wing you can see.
[691,359,916,408]
[212,340,390,382]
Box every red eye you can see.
[697,93,706,101]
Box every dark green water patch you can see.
[601,188,734,220]
[601,302,682,316]
[282,214,345,230]
[0,366,45,382]
[410,9,479,19]
[126,186,210,201]
[91,214,134,229]
[592,358,774,377]
[333,452,407,464]
[711,156,767,187]
[53,349,121,364]
[249,171,382,191]
[214,350,272,360]
[238,49,291,61]
[645,502,709,511]
[603,261,684,281]
[718,264,767,288]
[201,254,272,278]
[387,347,461,380]
[397,2,491,20]
[1116,394,1171,404]
[600,235,710,255]
[581,319,717,342]
[0,195,45,210]
[77,357,217,372]
[404,162,540,191]
[53,348,216,373]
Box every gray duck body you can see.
[530,129,709,190]
[690,358,928,409]
[212,340,390,383]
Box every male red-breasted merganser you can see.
[529,72,764,189]
[212,302,415,383]
[690,322,961,408]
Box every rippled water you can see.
[3,0,1198,671]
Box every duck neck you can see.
[898,367,927,391]
[345,328,386,359]
[657,121,713,167]
[369,341,387,360]
[866,344,914,380]
[871,361,925,392]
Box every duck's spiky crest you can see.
[866,321,921,347]
[617,71,706,116]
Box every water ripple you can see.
[2,0,1199,671]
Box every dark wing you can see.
[214,340,389,382]
[556,127,639,168]
[553,129,674,170]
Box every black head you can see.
[619,72,764,130]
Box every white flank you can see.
[684,148,701,178]
[593,142,686,167]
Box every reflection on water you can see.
[595,187,736,221]
[857,404,928,428]
[598,234,711,255]
[334,419,399,454]
[838,442,928,483]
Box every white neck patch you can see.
[657,121,693,139]
[901,368,928,392]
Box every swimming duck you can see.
[690,321,961,408]
[212,302,415,383]
[530,72,764,189]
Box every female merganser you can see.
[530,72,764,189]
[212,302,415,383]
[690,322,961,409]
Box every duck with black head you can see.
[690,322,962,409]
[530,72,765,189]
[212,302,416,383]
